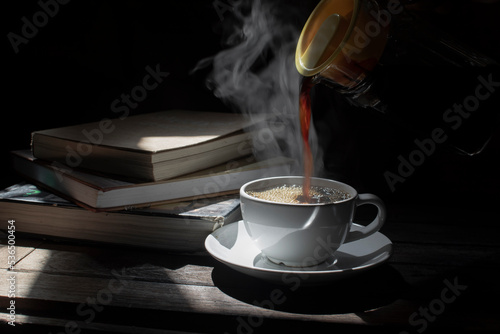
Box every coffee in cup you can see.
[246,184,351,204]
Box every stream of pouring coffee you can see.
[299,76,314,202]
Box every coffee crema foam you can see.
[246,184,351,204]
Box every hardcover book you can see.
[31,110,257,181]
[11,150,293,211]
[0,183,241,252]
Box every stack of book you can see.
[0,110,293,252]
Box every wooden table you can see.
[1,204,499,333]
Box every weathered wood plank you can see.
[389,243,500,267]
[11,242,217,286]
[0,239,42,270]
[0,270,396,327]
[12,240,499,280]
[0,312,198,334]
[1,270,497,333]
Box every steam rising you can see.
[194,0,324,175]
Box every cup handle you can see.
[344,193,386,243]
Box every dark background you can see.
[3,0,500,212]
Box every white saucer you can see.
[205,220,393,285]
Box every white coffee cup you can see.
[240,176,386,267]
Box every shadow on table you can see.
[212,263,408,315]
